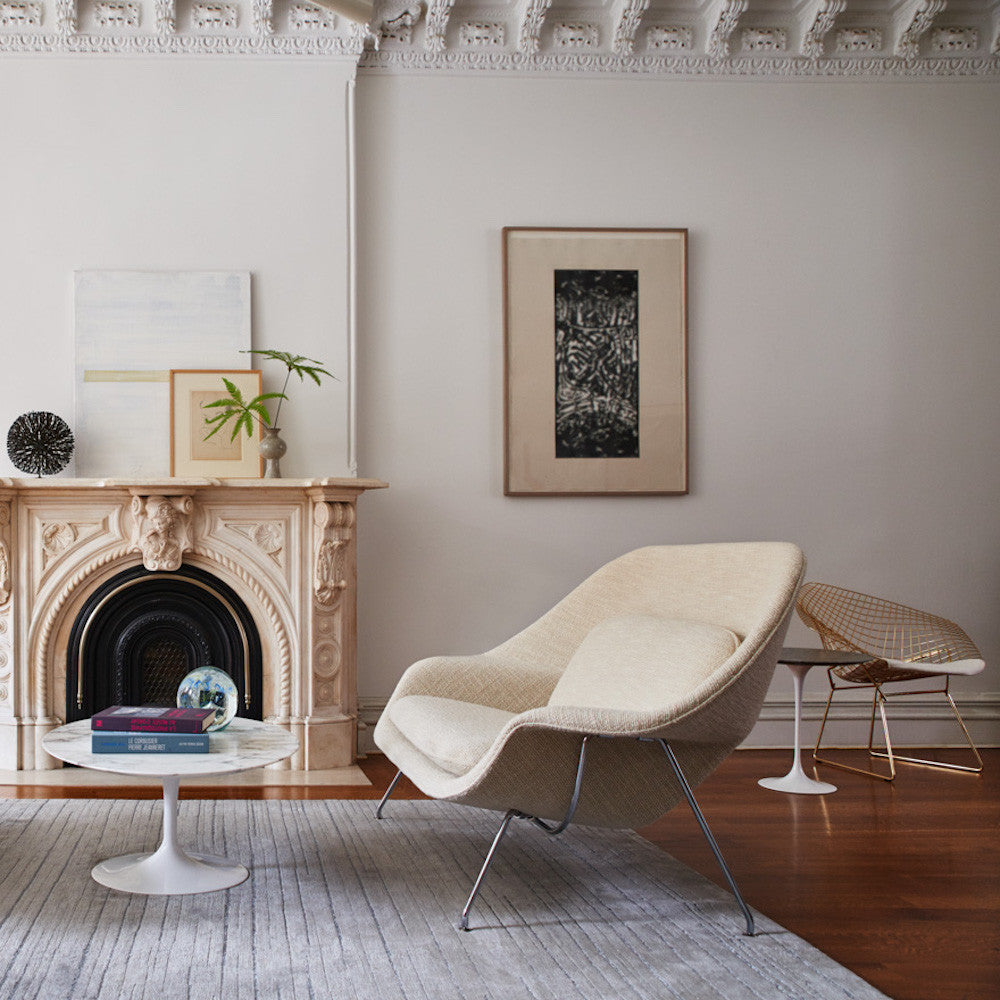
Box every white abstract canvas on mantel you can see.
[74,271,251,478]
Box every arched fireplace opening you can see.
[66,564,263,723]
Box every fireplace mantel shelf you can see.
[0,477,388,492]
[0,475,386,772]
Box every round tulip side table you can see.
[758,647,872,795]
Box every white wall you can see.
[2,56,997,747]
[0,57,357,479]
[354,73,1000,746]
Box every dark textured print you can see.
[554,270,639,458]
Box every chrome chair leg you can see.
[459,809,519,931]
[375,769,403,819]
[655,739,755,936]
[528,734,590,836]
[459,736,590,930]
[459,735,753,936]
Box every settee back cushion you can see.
[548,615,741,711]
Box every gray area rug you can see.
[0,798,887,1000]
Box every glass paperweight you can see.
[176,666,238,731]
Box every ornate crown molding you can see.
[0,0,363,54]
[801,0,847,59]
[423,0,453,49]
[0,3,43,29]
[359,45,999,77]
[517,0,550,54]
[0,30,362,52]
[359,0,999,76]
[1,0,997,74]
[611,0,651,56]
[706,0,747,58]
[894,0,948,58]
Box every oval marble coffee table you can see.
[43,717,298,895]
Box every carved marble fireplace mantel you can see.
[0,476,386,771]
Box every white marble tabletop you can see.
[42,717,299,779]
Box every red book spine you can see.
[92,717,206,733]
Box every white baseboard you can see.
[749,692,1000,749]
[356,699,387,758]
[357,694,1000,756]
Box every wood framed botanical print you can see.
[503,227,688,495]
[170,369,263,478]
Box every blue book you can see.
[91,732,210,754]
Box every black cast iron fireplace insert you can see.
[66,564,263,723]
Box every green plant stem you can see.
[273,369,293,426]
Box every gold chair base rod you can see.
[812,751,895,782]
[869,749,983,774]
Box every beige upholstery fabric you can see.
[549,616,740,712]
[389,696,516,776]
[374,542,805,829]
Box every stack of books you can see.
[90,706,215,754]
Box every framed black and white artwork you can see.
[503,227,687,495]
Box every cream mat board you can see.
[0,798,888,1000]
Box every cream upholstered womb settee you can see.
[373,542,806,931]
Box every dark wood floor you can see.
[4,748,996,1000]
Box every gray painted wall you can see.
[355,74,1000,746]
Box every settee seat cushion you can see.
[388,695,516,776]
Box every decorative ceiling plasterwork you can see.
[361,0,1000,75]
[0,0,998,74]
[0,0,366,53]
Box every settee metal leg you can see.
[460,736,591,930]
[459,808,518,931]
[457,736,753,936]
[375,770,402,820]
[656,739,756,936]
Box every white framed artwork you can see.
[73,270,252,478]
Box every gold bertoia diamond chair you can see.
[796,582,985,781]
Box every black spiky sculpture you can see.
[7,411,74,477]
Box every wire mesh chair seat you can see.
[795,582,985,781]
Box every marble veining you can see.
[42,717,298,778]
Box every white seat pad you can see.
[389,695,516,776]
[884,657,985,677]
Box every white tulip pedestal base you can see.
[758,648,871,796]
[91,775,249,894]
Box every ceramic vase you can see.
[259,426,287,479]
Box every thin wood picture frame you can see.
[503,227,688,496]
[170,369,263,478]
